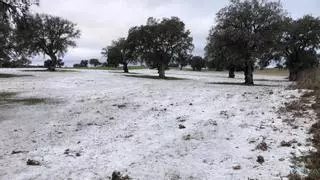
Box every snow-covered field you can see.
[0,69,315,180]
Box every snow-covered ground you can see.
[0,68,315,180]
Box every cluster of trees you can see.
[1,0,81,71]
[101,17,194,77]
[2,0,319,84]
[73,59,102,68]
[205,0,320,84]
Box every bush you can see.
[190,56,206,71]
[73,64,82,68]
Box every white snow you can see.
[0,68,316,180]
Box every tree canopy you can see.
[0,0,39,66]
[127,17,194,78]
[15,13,80,71]
[190,56,206,71]
[89,58,101,67]
[102,37,135,73]
[206,0,286,84]
[279,15,320,81]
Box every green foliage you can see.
[0,0,39,64]
[174,52,192,70]
[89,58,101,67]
[15,13,80,71]
[101,37,136,72]
[206,0,286,84]
[280,15,320,81]
[80,60,88,67]
[73,60,88,68]
[127,16,194,78]
[190,56,206,71]
[0,56,31,67]
[44,59,64,69]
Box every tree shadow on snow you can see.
[207,82,281,87]
[111,71,140,75]
[0,73,33,78]
[20,69,78,72]
[125,74,187,80]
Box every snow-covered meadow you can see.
[0,69,315,180]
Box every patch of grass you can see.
[288,173,304,180]
[125,74,187,80]
[0,92,59,106]
[0,92,19,99]
[255,68,289,76]
[296,69,320,90]
[254,78,289,83]
[0,73,32,78]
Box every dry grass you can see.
[296,69,320,90]
[254,68,289,76]
[289,68,320,180]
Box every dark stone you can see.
[26,159,40,166]
[179,124,186,129]
[257,156,265,164]
[280,141,292,147]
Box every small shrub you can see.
[190,56,206,71]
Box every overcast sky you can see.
[31,0,320,66]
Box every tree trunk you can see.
[229,67,235,78]
[123,63,129,73]
[158,63,166,78]
[244,62,254,85]
[289,69,298,81]
[48,55,57,71]
[180,65,183,70]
